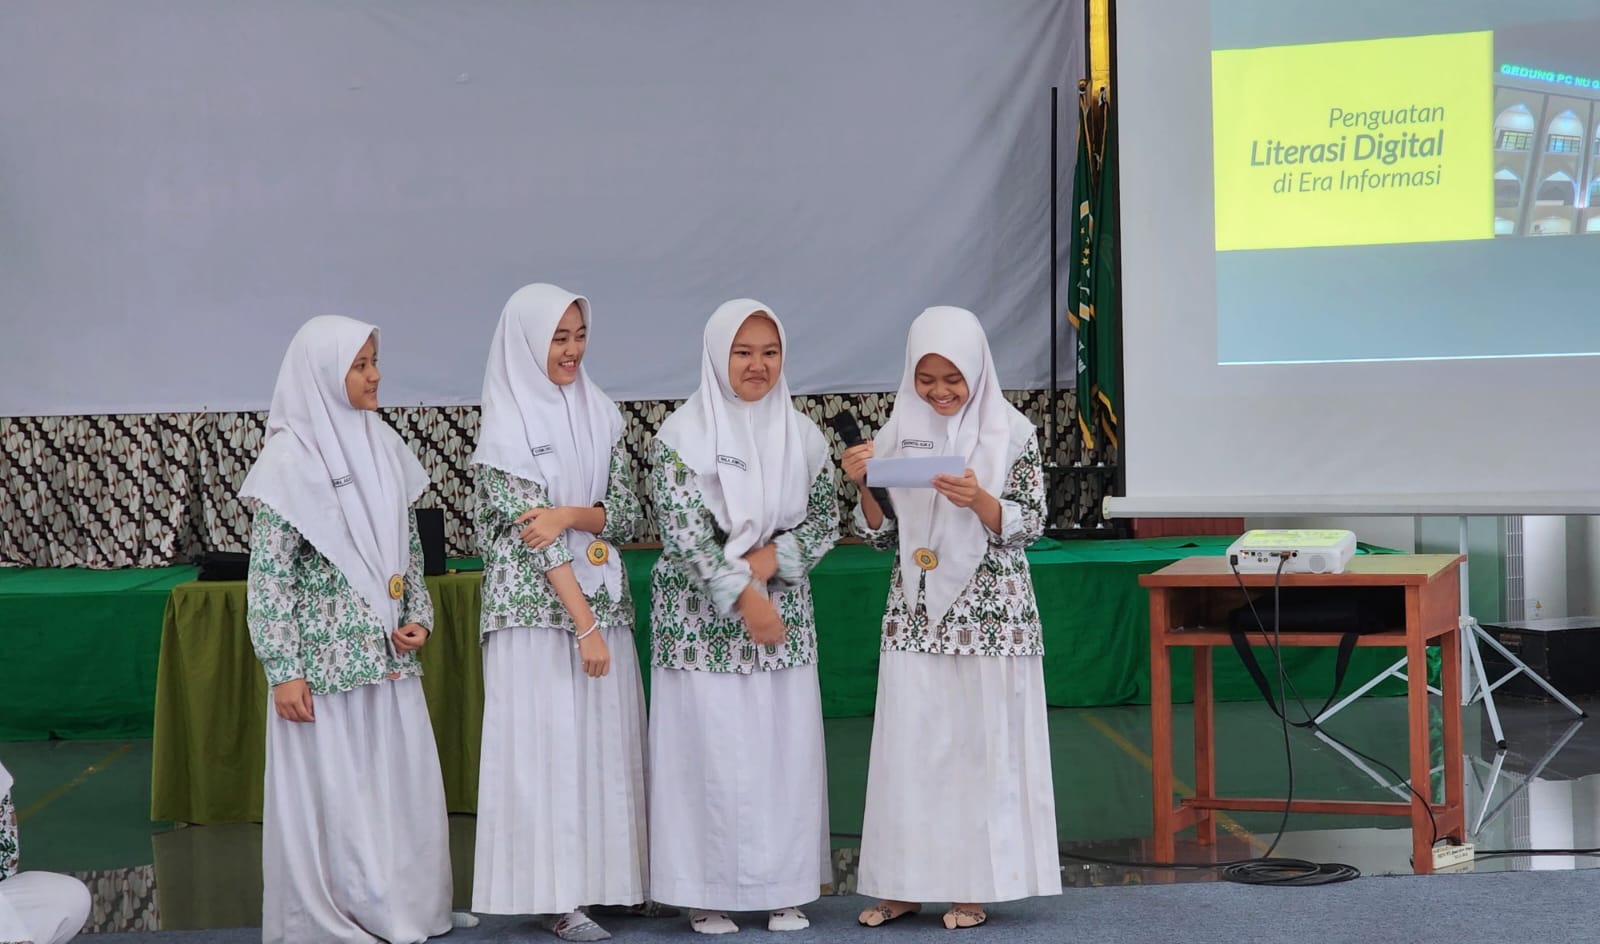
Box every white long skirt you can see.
[263,676,452,944]
[857,651,1062,904]
[472,625,649,915]
[648,665,830,912]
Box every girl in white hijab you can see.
[646,300,838,935]
[469,283,655,942]
[843,307,1061,930]
[241,316,456,944]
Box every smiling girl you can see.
[242,316,454,944]
[842,306,1061,931]
[469,283,653,942]
[646,300,838,935]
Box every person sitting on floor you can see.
[0,758,92,944]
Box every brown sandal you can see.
[858,901,921,927]
[942,907,987,930]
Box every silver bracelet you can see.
[574,620,599,643]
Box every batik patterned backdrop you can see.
[1,392,1116,569]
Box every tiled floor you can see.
[8,691,1600,932]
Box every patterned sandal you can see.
[548,911,611,942]
[859,901,921,927]
[942,906,988,930]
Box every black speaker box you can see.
[195,551,250,582]
[1480,618,1600,699]
[415,508,447,577]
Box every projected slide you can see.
[1213,32,1491,252]
[1212,7,1600,364]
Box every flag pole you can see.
[1107,0,1125,511]
[1049,84,1059,467]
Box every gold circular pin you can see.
[586,540,610,566]
[387,574,405,599]
[913,547,939,571]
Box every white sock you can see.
[769,907,810,932]
[690,909,739,935]
[452,911,480,929]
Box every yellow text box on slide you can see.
[1212,31,1493,251]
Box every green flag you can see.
[1066,94,1097,449]
[1090,93,1119,449]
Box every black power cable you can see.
[1211,556,1359,885]
[1226,559,1444,855]
[1475,848,1600,860]
[1222,557,1600,868]
[1060,555,1361,885]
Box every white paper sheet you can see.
[866,456,966,488]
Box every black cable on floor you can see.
[1220,857,1362,884]
[1465,847,1600,861]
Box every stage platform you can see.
[0,537,1415,820]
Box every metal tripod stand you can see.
[1315,517,1585,748]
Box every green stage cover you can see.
[0,565,195,740]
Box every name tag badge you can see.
[530,444,555,457]
[717,454,748,471]
[901,439,935,450]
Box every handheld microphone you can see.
[828,412,895,521]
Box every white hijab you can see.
[239,316,429,632]
[471,283,625,595]
[655,299,829,566]
[876,306,1035,627]
[0,758,10,799]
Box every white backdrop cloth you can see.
[0,0,1081,416]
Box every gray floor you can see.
[81,869,1600,944]
[9,692,1600,936]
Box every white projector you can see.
[1226,529,1357,574]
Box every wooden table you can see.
[1139,554,1466,873]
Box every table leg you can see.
[1193,645,1216,846]
[1407,597,1433,874]
[1150,588,1176,863]
[1441,622,1464,842]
